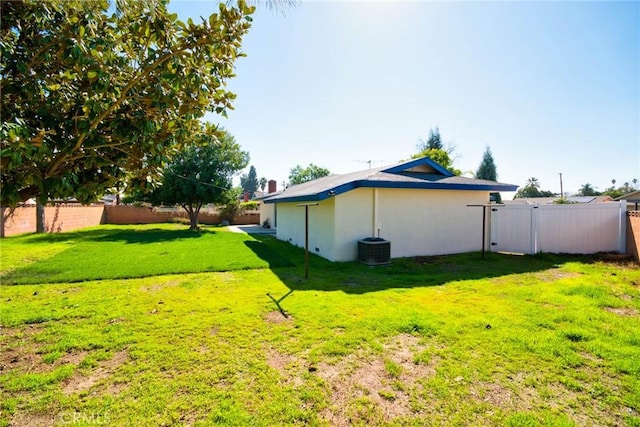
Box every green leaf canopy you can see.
[158,126,248,229]
[0,0,254,206]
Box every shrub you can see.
[240,201,259,211]
[219,201,241,222]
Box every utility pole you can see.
[558,173,564,198]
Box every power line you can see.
[164,170,231,191]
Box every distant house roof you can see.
[615,190,640,201]
[264,157,518,204]
[504,195,613,205]
[253,190,283,201]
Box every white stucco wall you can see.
[334,188,375,261]
[259,201,276,228]
[275,198,336,260]
[374,188,488,258]
[275,188,491,262]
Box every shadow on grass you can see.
[12,227,214,244]
[246,235,585,295]
[243,241,295,268]
[90,228,213,244]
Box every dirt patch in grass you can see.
[264,310,292,324]
[9,412,56,427]
[532,270,581,282]
[265,347,305,387]
[470,369,631,426]
[139,280,182,292]
[1,345,42,374]
[0,324,47,374]
[604,306,639,316]
[317,334,437,425]
[62,350,128,395]
[471,372,538,411]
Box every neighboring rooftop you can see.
[264,157,518,204]
[614,190,640,202]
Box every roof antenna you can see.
[356,160,383,170]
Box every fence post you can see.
[531,205,539,254]
[619,200,627,254]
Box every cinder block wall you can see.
[103,206,258,225]
[1,205,105,237]
[104,206,178,224]
[627,211,640,262]
[2,205,259,236]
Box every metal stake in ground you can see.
[266,290,293,318]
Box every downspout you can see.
[372,188,379,237]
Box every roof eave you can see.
[264,180,518,203]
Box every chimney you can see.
[243,191,249,202]
[268,180,277,194]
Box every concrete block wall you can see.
[1,205,259,237]
[103,206,259,225]
[1,205,105,237]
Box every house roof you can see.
[614,190,640,201]
[264,157,518,204]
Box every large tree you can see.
[577,183,599,196]
[603,180,635,199]
[514,177,556,199]
[240,165,259,196]
[0,0,254,207]
[288,164,331,185]
[157,126,248,230]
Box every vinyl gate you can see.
[490,201,626,255]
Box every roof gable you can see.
[382,157,454,177]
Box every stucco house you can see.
[263,157,517,262]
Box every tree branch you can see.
[45,42,192,178]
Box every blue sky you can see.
[169,0,639,197]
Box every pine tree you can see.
[476,146,497,181]
[476,146,500,203]
[417,127,443,151]
[240,165,259,195]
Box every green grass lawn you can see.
[1,224,639,426]
[0,225,292,284]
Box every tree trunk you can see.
[0,207,6,238]
[189,209,198,230]
[181,204,199,230]
[36,202,46,233]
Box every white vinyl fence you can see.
[490,201,626,255]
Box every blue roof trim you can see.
[264,179,517,204]
[382,157,454,177]
[358,180,517,192]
